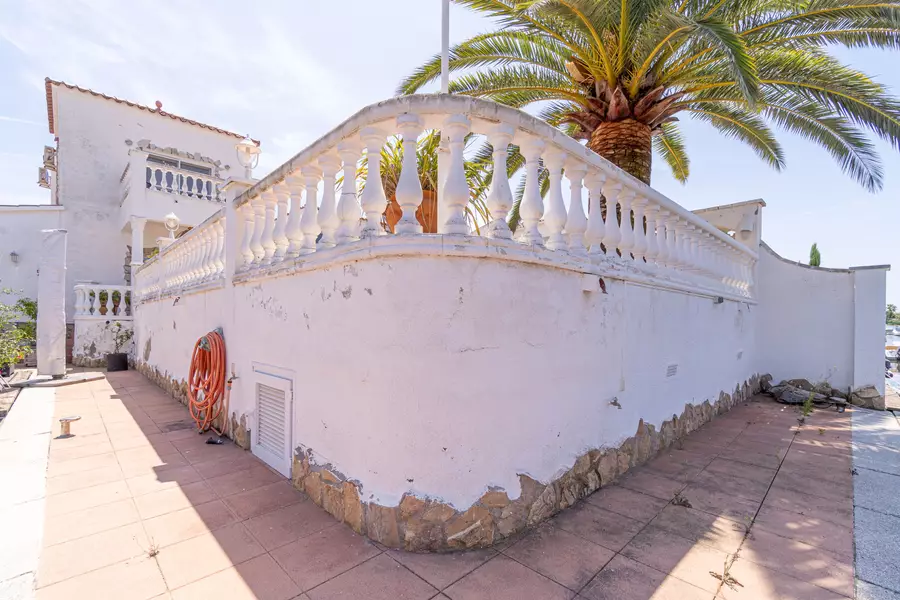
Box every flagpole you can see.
[441,0,450,93]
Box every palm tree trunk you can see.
[588,119,652,184]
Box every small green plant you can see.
[1,289,35,369]
[809,243,821,267]
[105,321,134,354]
[818,428,825,435]
[801,393,814,418]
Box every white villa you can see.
[0,79,890,551]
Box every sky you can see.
[0,0,897,304]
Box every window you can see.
[147,154,212,176]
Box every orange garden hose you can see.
[188,329,226,434]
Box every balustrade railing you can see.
[134,95,757,302]
[74,284,132,318]
[133,210,226,300]
[145,164,222,203]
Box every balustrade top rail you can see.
[135,94,757,303]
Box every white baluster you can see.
[565,162,588,256]
[249,195,266,265]
[359,129,387,239]
[300,167,321,253]
[631,195,648,264]
[261,190,277,265]
[336,141,363,244]
[317,156,341,247]
[197,229,211,282]
[213,219,225,277]
[102,287,112,315]
[441,114,471,234]
[602,182,622,258]
[285,176,304,256]
[272,184,290,262]
[395,115,423,235]
[485,124,515,239]
[645,205,660,268]
[239,202,255,270]
[542,148,567,250]
[519,138,545,246]
[74,287,85,317]
[664,218,679,270]
[584,171,606,256]
[618,188,635,260]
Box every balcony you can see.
[119,149,226,232]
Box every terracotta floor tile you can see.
[270,524,381,592]
[444,555,573,600]
[109,432,174,453]
[172,436,246,465]
[243,499,338,551]
[222,480,303,520]
[704,457,776,486]
[740,527,854,596]
[718,555,849,600]
[770,469,852,501]
[691,470,770,504]
[117,447,188,479]
[504,523,614,590]
[585,485,669,524]
[551,502,644,552]
[678,479,761,523]
[44,480,132,517]
[49,440,114,462]
[621,524,733,593]
[643,452,708,483]
[170,554,300,600]
[36,522,149,587]
[45,451,119,477]
[47,432,107,449]
[763,485,853,528]
[133,481,217,519]
[42,498,140,547]
[125,465,204,497]
[35,555,166,600]
[649,504,746,554]
[306,553,437,600]
[752,506,853,558]
[155,523,264,589]
[388,547,495,591]
[206,464,283,498]
[579,554,711,600]
[718,447,784,470]
[618,470,687,501]
[676,440,723,459]
[192,452,260,479]
[46,464,125,496]
[143,499,238,548]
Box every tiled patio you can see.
[25,371,856,599]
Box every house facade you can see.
[0,78,258,360]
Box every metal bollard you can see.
[58,415,81,437]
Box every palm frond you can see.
[653,122,691,182]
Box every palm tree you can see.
[399,0,900,190]
[357,131,494,232]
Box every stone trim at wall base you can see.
[291,374,764,552]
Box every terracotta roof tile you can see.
[44,77,259,145]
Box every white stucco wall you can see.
[73,318,135,364]
[134,254,756,510]
[853,267,889,396]
[51,86,246,320]
[756,243,888,393]
[0,206,64,305]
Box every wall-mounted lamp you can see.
[9,251,19,265]
[235,136,261,178]
[714,296,724,304]
[164,212,180,240]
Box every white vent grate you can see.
[666,364,678,378]
[256,383,286,458]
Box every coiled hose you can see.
[188,328,226,434]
